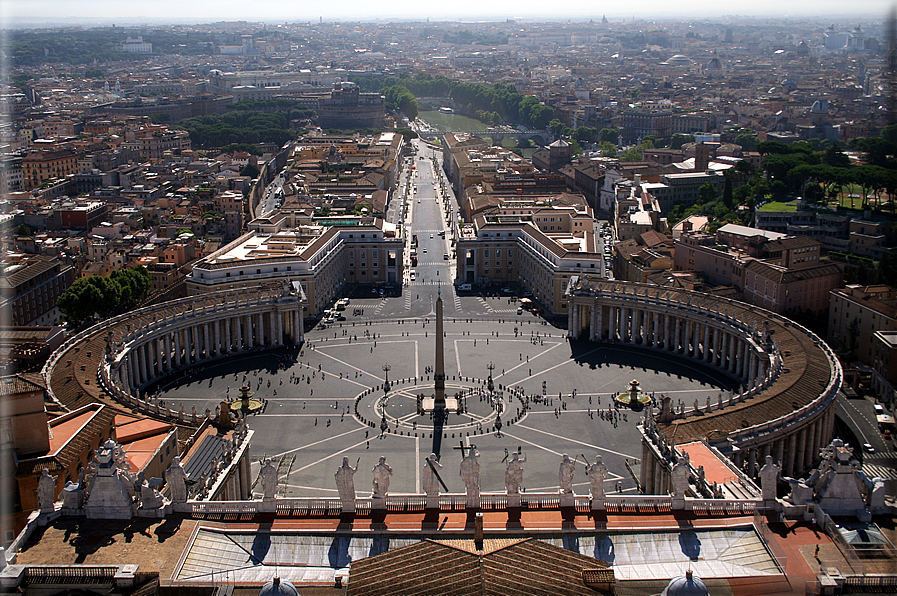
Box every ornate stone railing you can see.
[171,492,759,517]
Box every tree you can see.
[734,133,759,152]
[57,266,151,328]
[573,127,597,143]
[722,177,734,209]
[548,119,567,138]
[698,182,718,204]
[620,146,644,162]
[823,145,851,168]
[240,162,260,178]
[598,128,619,144]
[670,133,694,150]
[599,141,618,158]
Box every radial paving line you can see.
[513,424,639,460]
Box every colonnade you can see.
[568,297,767,390]
[565,277,842,482]
[117,308,302,392]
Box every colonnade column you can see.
[609,306,616,341]
[292,310,302,344]
[213,321,220,358]
[257,313,265,346]
[785,432,798,477]
[174,331,182,368]
[703,325,711,362]
[630,308,638,343]
[164,334,172,371]
[795,428,807,475]
[713,329,721,366]
[226,317,232,353]
[568,302,578,339]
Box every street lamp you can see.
[487,361,495,393]
[382,363,392,394]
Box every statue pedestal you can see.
[560,493,575,508]
[466,497,481,509]
[507,494,521,508]
[259,498,276,513]
[371,496,386,510]
[339,499,356,514]
[425,496,440,510]
[590,497,605,511]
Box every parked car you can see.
[862,443,875,453]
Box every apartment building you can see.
[0,255,75,326]
[829,285,897,366]
[22,149,78,190]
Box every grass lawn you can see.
[758,201,799,212]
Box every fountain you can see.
[614,379,651,409]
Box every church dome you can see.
[661,570,709,596]
[259,577,299,596]
[666,55,693,66]
[810,99,830,114]
[706,57,722,70]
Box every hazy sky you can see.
[2,0,892,27]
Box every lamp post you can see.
[382,363,391,394]
[487,361,495,393]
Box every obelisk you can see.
[434,287,446,405]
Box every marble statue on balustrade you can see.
[759,455,781,503]
[371,456,393,499]
[505,452,526,496]
[335,457,358,512]
[38,469,58,513]
[422,453,443,499]
[460,448,480,507]
[260,458,278,500]
[165,457,188,503]
[558,454,575,495]
[586,455,608,506]
[671,452,691,499]
[139,476,165,510]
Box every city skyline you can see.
[2,0,892,28]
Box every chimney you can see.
[475,512,484,550]
[634,173,641,185]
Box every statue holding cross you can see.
[459,445,480,508]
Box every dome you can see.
[259,577,299,596]
[667,55,693,66]
[810,99,830,114]
[706,57,722,70]
[661,570,709,596]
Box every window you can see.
[257,269,261,275]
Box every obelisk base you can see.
[421,397,459,413]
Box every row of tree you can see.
[176,110,297,148]
[353,73,555,129]
[58,267,152,328]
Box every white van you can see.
[459,283,472,291]
[410,270,416,280]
